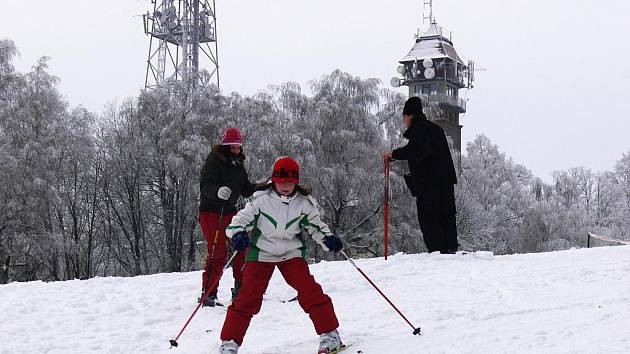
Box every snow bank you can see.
[2,247,630,354]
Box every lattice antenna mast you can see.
[143,0,220,91]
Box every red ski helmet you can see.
[272,156,300,184]
[220,128,243,146]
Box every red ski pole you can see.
[384,158,390,260]
[169,251,240,349]
[341,250,421,336]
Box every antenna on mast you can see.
[423,0,434,27]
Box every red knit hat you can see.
[220,128,243,146]
[272,156,300,184]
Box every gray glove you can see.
[217,186,232,200]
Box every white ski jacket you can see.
[225,189,332,262]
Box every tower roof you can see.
[399,22,465,65]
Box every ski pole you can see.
[203,206,225,294]
[169,250,239,349]
[340,250,421,336]
[384,158,390,260]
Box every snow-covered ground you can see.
[2,246,630,354]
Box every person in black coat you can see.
[382,96,459,254]
[198,128,256,306]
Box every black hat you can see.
[402,96,423,116]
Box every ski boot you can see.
[219,340,239,354]
[199,291,222,307]
[231,278,242,300]
[318,330,343,354]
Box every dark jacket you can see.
[392,117,457,187]
[199,145,256,214]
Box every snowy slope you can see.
[2,247,630,354]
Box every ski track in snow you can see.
[1,247,630,354]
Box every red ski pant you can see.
[221,257,339,345]
[198,211,246,293]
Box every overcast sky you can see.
[1,0,629,180]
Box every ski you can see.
[282,295,298,303]
[318,343,353,354]
[197,297,225,307]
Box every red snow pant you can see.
[198,211,246,293]
[220,257,339,345]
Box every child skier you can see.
[218,156,345,354]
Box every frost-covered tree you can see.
[3,38,630,283]
[0,48,79,281]
[456,135,534,253]
[0,39,21,283]
[613,152,630,238]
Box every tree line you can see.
[1,39,629,283]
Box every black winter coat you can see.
[199,145,256,214]
[392,117,457,187]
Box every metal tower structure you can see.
[391,0,475,152]
[143,0,220,91]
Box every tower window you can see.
[448,112,459,123]
[422,84,437,95]
[447,86,458,98]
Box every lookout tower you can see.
[391,1,474,151]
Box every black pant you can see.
[415,183,458,253]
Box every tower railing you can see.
[425,94,466,112]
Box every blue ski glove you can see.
[323,234,343,252]
[231,231,250,251]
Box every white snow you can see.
[2,246,630,354]
[400,38,448,63]
[399,37,464,65]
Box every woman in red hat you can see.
[198,128,256,307]
[217,156,344,354]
